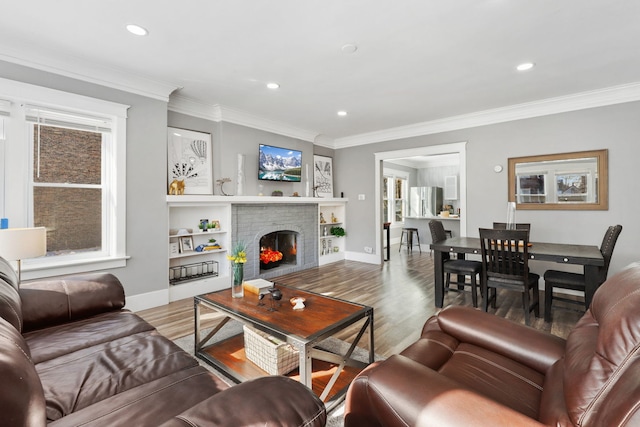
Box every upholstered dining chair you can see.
[544,224,622,322]
[429,220,482,307]
[479,228,540,325]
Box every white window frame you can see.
[0,77,129,279]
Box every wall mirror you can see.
[508,149,608,210]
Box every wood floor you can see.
[138,245,583,358]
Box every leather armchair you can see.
[345,264,640,426]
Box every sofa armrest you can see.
[433,306,566,373]
[345,355,545,427]
[19,273,125,331]
[157,376,326,427]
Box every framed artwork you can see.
[313,155,334,198]
[179,236,194,253]
[167,127,213,195]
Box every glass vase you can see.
[231,263,244,298]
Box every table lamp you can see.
[0,227,47,282]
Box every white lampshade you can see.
[0,227,47,261]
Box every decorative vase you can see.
[231,263,244,298]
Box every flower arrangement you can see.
[260,249,283,264]
[227,241,247,264]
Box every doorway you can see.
[374,142,467,262]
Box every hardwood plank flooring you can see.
[138,245,583,358]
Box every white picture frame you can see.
[313,155,333,198]
[167,127,213,195]
[179,236,194,253]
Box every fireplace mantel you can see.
[167,195,348,205]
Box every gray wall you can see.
[336,101,640,277]
[0,60,170,298]
[3,58,637,299]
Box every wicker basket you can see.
[243,325,299,375]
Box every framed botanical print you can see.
[313,155,333,198]
[167,127,213,195]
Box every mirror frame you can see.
[508,149,608,210]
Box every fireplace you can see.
[260,230,298,271]
[232,204,318,280]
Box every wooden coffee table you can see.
[194,284,374,408]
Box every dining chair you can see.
[429,220,482,307]
[543,224,622,322]
[492,222,531,230]
[479,228,540,325]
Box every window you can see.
[0,78,128,278]
[383,169,408,226]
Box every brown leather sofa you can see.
[345,263,640,426]
[0,257,326,427]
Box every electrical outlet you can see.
[364,246,373,254]
[358,194,365,200]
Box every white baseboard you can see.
[345,251,381,265]
[126,289,169,312]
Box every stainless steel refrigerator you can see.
[409,187,443,217]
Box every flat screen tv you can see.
[258,144,302,182]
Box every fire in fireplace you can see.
[259,231,298,271]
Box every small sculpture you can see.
[331,213,338,223]
[168,179,185,195]
[216,178,232,196]
[320,213,326,224]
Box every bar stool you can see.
[399,228,421,253]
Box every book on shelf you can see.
[243,278,274,295]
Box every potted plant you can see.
[330,226,346,237]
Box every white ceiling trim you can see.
[333,82,640,149]
[0,49,179,102]
[168,95,320,143]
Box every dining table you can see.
[430,236,604,309]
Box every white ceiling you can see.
[1,1,639,146]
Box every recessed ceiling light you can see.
[516,62,535,71]
[266,82,280,89]
[337,111,348,117]
[126,24,148,36]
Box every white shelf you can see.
[169,230,226,238]
[169,248,227,260]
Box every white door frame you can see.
[374,142,467,262]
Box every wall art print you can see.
[313,155,333,198]
[167,127,213,195]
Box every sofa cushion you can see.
[23,311,155,364]
[0,257,22,331]
[0,317,46,427]
[20,273,125,332]
[438,342,544,419]
[47,366,229,427]
[36,330,200,421]
[563,266,640,426]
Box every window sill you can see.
[20,256,129,281]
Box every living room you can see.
[1,3,640,426]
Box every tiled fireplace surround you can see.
[232,204,318,280]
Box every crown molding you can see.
[0,48,179,102]
[333,82,640,149]
[168,94,320,142]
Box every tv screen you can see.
[258,144,302,182]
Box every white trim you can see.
[334,82,640,149]
[20,256,128,281]
[374,142,467,262]
[345,250,379,265]
[127,289,170,312]
[0,49,178,102]
[0,77,129,118]
[168,95,320,142]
